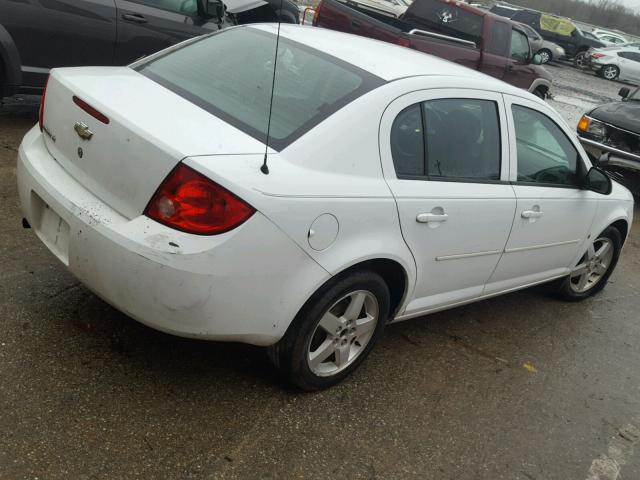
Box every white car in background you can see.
[589,43,640,82]
[591,29,628,46]
[18,25,634,390]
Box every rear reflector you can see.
[72,96,110,124]
[144,164,255,235]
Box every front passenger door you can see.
[114,0,218,64]
[486,95,599,294]
[380,90,516,315]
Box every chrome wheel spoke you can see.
[318,311,342,334]
[595,242,611,258]
[309,338,336,369]
[587,242,596,260]
[334,343,351,368]
[571,263,589,277]
[344,292,366,321]
[576,272,590,291]
[594,262,608,275]
[355,314,376,337]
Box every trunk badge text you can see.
[74,122,93,141]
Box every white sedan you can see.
[589,44,640,82]
[18,25,634,390]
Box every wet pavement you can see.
[1,65,639,479]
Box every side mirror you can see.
[198,0,224,20]
[584,166,612,195]
[531,53,543,65]
[619,87,631,99]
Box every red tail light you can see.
[312,0,323,26]
[144,164,255,235]
[39,75,50,131]
[592,53,606,59]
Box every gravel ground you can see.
[1,63,639,480]
[546,61,630,128]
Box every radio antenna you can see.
[261,1,285,175]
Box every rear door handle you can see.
[122,13,148,23]
[521,210,543,219]
[416,213,449,223]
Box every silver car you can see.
[517,23,565,64]
[589,43,640,83]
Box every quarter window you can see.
[512,105,580,186]
[391,99,501,181]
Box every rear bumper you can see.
[17,126,330,346]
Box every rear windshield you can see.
[136,27,384,150]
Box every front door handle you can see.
[416,213,449,223]
[122,13,148,23]
[521,210,543,219]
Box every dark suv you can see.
[0,0,299,98]
[490,5,605,66]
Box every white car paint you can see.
[590,44,640,83]
[17,25,634,347]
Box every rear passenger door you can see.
[486,95,598,294]
[618,51,640,83]
[380,89,516,315]
[0,0,117,89]
[114,0,215,64]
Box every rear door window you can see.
[136,27,385,150]
[391,99,501,181]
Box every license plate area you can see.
[31,192,70,265]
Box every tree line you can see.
[502,0,640,35]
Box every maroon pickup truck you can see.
[313,0,552,97]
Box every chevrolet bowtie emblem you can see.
[74,122,93,140]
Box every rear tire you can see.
[574,51,589,69]
[557,227,622,301]
[269,271,390,391]
[600,65,620,81]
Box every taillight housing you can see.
[39,75,50,131]
[591,53,606,59]
[144,164,255,235]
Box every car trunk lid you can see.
[41,67,266,220]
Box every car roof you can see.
[249,24,518,90]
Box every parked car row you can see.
[489,3,606,67]
[313,0,553,98]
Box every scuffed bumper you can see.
[17,125,330,346]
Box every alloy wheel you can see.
[539,50,551,64]
[307,290,379,377]
[569,237,614,293]
[575,52,587,68]
[603,66,618,80]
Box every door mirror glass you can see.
[585,167,612,195]
[531,53,543,65]
[619,87,631,99]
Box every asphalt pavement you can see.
[1,65,639,480]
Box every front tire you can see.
[270,271,390,391]
[557,227,622,301]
